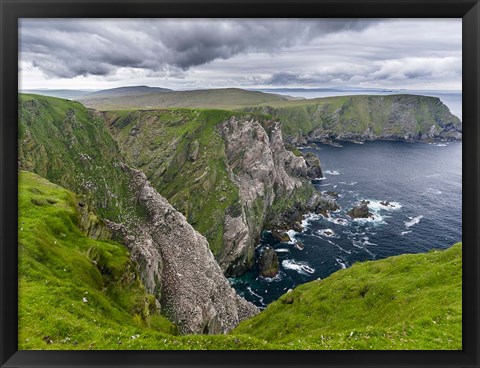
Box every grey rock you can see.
[107,164,258,335]
[188,140,199,162]
[304,152,323,179]
[258,247,279,278]
[218,118,311,276]
[347,203,372,219]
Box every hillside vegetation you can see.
[244,94,462,142]
[77,88,288,110]
[233,242,462,350]
[18,172,462,350]
[18,94,140,223]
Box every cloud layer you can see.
[20,19,376,78]
[19,19,461,90]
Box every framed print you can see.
[1,0,479,367]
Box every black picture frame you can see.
[1,1,479,367]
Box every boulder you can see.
[304,152,323,179]
[347,203,372,219]
[188,140,199,162]
[292,222,303,232]
[258,247,279,278]
[272,230,291,243]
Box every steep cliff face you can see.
[18,94,258,334]
[107,165,258,334]
[217,117,320,275]
[245,94,462,144]
[106,110,324,276]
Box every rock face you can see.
[258,247,279,278]
[107,164,258,334]
[218,117,321,276]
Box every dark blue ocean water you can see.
[230,141,462,308]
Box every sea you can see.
[230,90,462,309]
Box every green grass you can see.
[233,242,462,350]
[18,94,140,223]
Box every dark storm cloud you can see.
[19,19,377,78]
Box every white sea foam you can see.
[353,214,386,226]
[312,177,326,181]
[400,230,412,236]
[366,200,402,212]
[325,170,340,175]
[435,143,447,147]
[301,212,322,228]
[246,286,264,304]
[282,260,315,275]
[344,229,366,237]
[325,217,349,226]
[405,215,423,228]
[335,257,348,269]
[362,236,377,246]
[325,239,352,254]
[286,229,298,244]
[260,271,284,282]
[275,248,290,253]
[426,188,442,195]
[316,228,338,238]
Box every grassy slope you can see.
[18,171,275,350]
[233,242,462,350]
[18,94,143,224]
[243,94,461,139]
[78,88,288,110]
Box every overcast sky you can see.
[19,18,462,91]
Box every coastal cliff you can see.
[18,94,258,334]
[105,110,328,276]
[244,94,462,144]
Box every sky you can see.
[19,18,462,91]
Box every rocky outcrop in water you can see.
[107,164,258,334]
[347,202,373,219]
[258,247,279,278]
[304,152,323,179]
